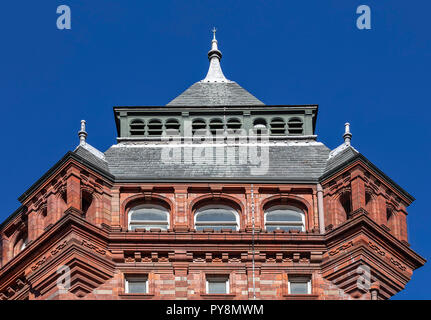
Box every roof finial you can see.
[343,122,352,146]
[78,120,87,146]
[201,28,230,83]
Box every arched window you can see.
[128,204,169,230]
[147,119,163,136]
[130,119,146,136]
[264,205,305,232]
[192,119,207,135]
[165,119,180,134]
[194,205,239,231]
[270,118,286,135]
[209,118,224,135]
[253,118,267,134]
[81,190,93,216]
[339,192,352,219]
[386,208,393,223]
[227,118,242,131]
[288,118,303,135]
[386,205,396,232]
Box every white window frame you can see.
[264,205,305,232]
[128,204,170,231]
[125,276,149,294]
[194,204,239,231]
[206,275,230,294]
[288,276,311,295]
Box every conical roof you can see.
[167,30,264,106]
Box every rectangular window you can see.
[206,275,229,294]
[125,276,148,294]
[288,276,311,295]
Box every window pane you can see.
[130,224,168,230]
[131,210,167,221]
[266,225,303,232]
[127,279,147,294]
[196,225,236,231]
[208,281,227,294]
[196,209,236,222]
[290,281,308,294]
[266,209,303,222]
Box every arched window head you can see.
[227,118,242,131]
[128,204,169,231]
[209,118,224,135]
[253,118,267,135]
[288,118,303,135]
[165,119,180,135]
[264,205,305,232]
[192,119,207,135]
[147,119,163,136]
[195,204,239,231]
[130,119,146,136]
[270,118,286,135]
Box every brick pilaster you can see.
[66,167,81,210]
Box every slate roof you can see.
[324,145,359,175]
[74,145,109,173]
[102,143,331,182]
[166,82,265,107]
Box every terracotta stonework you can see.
[0,156,425,300]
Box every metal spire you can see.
[201,28,231,83]
[343,123,352,146]
[78,120,87,146]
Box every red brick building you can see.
[0,34,425,300]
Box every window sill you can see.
[283,294,319,300]
[119,293,155,300]
[200,294,236,300]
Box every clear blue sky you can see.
[0,1,429,299]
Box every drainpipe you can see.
[317,184,325,234]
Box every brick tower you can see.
[0,32,425,300]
